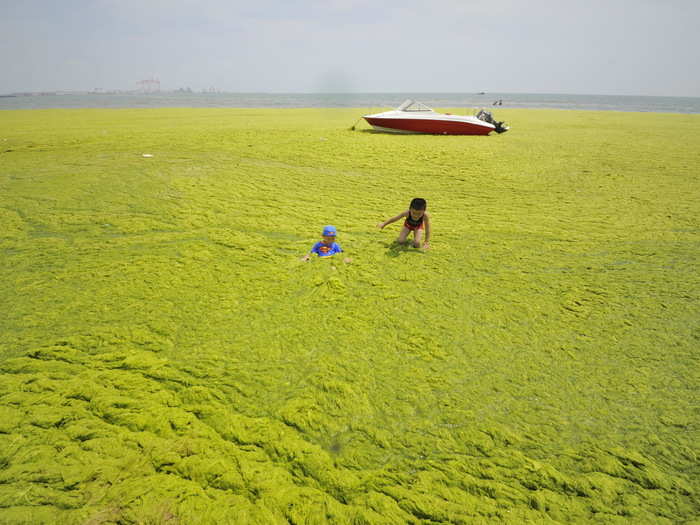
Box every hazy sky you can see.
[2,0,698,96]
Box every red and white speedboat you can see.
[362,99,508,135]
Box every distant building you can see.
[137,78,160,93]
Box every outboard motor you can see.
[476,109,509,134]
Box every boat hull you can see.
[363,116,493,135]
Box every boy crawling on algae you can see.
[377,197,431,249]
[301,225,352,263]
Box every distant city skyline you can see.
[2,1,699,97]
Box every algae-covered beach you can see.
[1,107,698,524]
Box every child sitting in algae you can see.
[301,225,352,263]
[377,197,431,249]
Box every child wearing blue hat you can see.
[301,225,346,261]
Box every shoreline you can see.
[2,92,699,114]
[2,106,700,116]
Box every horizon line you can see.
[2,90,699,99]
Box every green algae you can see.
[0,107,699,523]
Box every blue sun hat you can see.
[322,225,337,237]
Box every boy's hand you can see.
[301,254,310,261]
[377,222,385,229]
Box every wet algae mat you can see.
[0,107,698,524]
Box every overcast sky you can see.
[2,0,698,96]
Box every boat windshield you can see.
[396,99,434,112]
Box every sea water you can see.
[1,91,699,113]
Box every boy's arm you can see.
[423,213,431,247]
[377,211,407,229]
[333,243,352,263]
[301,243,317,261]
